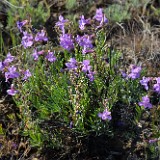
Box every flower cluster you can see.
[120,66,160,109]
[22,31,34,48]
[60,34,74,51]
[7,84,18,96]
[153,77,160,94]
[17,20,48,49]
[0,53,32,96]
[98,108,112,121]
[35,30,48,42]
[65,58,95,81]
[5,66,20,82]
[55,15,69,34]
[65,58,77,70]
[140,77,151,90]
[17,20,28,32]
[93,8,108,28]
[121,64,142,80]
[56,9,107,53]
[76,35,94,54]
[138,95,152,109]
[79,15,90,30]
[45,50,56,62]
[128,65,142,79]
[82,60,95,81]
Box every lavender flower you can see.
[140,77,151,90]
[37,50,45,55]
[128,65,142,79]
[5,66,20,82]
[82,46,94,54]
[7,84,18,96]
[138,95,152,109]
[46,51,56,62]
[35,30,48,42]
[82,60,95,81]
[76,35,93,49]
[149,138,158,144]
[32,49,44,61]
[153,77,160,94]
[22,69,32,80]
[98,108,112,121]
[79,15,90,30]
[3,52,15,65]
[86,71,95,81]
[32,49,39,61]
[22,31,34,48]
[82,60,91,73]
[155,77,160,84]
[93,8,108,27]
[16,20,28,32]
[153,84,160,94]
[0,61,4,71]
[65,58,77,70]
[55,15,68,34]
[121,71,127,78]
[60,34,74,51]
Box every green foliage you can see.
[65,0,77,10]
[105,4,131,22]
[7,0,50,27]
[105,0,151,22]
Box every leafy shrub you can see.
[0,8,159,152]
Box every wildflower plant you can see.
[1,8,159,150]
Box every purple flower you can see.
[149,138,158,144]
[82,46,94,54]
[98,108,112,121]
[0,61,4,71]
[140,77,151,90]
[93,8,108,27]
[32,49,44,61]
[55,15,68,34]
[22,69,32,80]
[16,20,28,32]
[37,50,45,55]
[21,31,34,48]
[153,84,160,94]
[65,58,77,70]
[86,71,95,81]
[128,65,142,79]
[155,77,160,84]
[32,49,39,61]
[76,35,93,49]
[35,30,48,42]
[79,15,90,30]
[60,34,74,51]
[3,53,15,65]
[7,84,18,96]
[138,95,152,109]
[82,60,91,73]
[5,66,20,82]
[46,50,56,62]
[153,77,160,94]
[82,60,95,81]
[121,71,127,78]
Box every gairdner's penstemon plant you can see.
[0,9,159,148]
